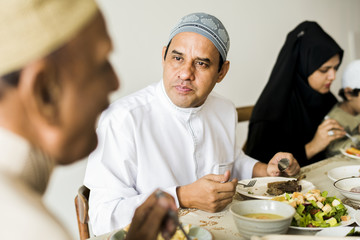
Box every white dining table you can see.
[88,153,360,240]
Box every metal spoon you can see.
[168,211,192,240]
[344,132,360,149]
[155,190,191,240]
[278,158,289,172]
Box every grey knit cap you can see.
[168,12,230,61]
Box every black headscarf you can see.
[246,21,343,166]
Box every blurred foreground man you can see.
[0,1,176,239]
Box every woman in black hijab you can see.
[245,21,345,167]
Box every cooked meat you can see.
[267,180,302,195]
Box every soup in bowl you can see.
[230,200,295,239]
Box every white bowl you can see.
[327,165,360,182]
[230,200,295,239]
[333,177,360,205]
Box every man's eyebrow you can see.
[196,57,211,63]
[171,50,183,55]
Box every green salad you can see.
[274,189,350,228]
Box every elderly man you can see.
[84,12,301,235]
[0,1,177,240]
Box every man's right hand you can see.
[176,170,238,212]
[126,190,177,240]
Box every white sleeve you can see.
[232,110,258,180]
[233,148,258,180]
[83,110,153,235]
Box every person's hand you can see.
[267,152,300,177]
[306,118,345,159]
[176,170,237,212]
[126,190,177,240]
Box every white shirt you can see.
[0,127,72,240]
[84,80,258,235]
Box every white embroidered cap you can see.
[168,12,230,61]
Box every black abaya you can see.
[245,21,343,167]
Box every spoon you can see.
[278,158,289,172]
[344,132,360,149]
[155,190,191,240]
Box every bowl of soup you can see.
[334,177,360,205]
[230,200,295,239]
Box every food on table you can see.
[272,189,350,228]
[350,186,360,193]
[266,179,302,195]
[163,224,197,240]
[243,213,284,220]
[124,223,196,240]
[345,147,360,156]
[346,227,360,236]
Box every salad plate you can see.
[236,177,315,200]
[315,226,360,236]
[340,143,360,160]
[327,165,360,182]
[288,204,356,231]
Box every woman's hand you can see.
[305,118,345,159]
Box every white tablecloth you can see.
[88,154,360,240]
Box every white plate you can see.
[340,143,360,160]
[355,210,360,226]
[236,177,315,199]
[315,226,360,236]
[327,165,360,181]
[109,229,126,240]
[289,204,356,231]
[108,224,212,240]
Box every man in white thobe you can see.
[84,12,300,235]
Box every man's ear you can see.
[161,46,167,67]
[217,60,230,83]
[19,59,62,126]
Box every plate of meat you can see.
[236,177,315,200]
